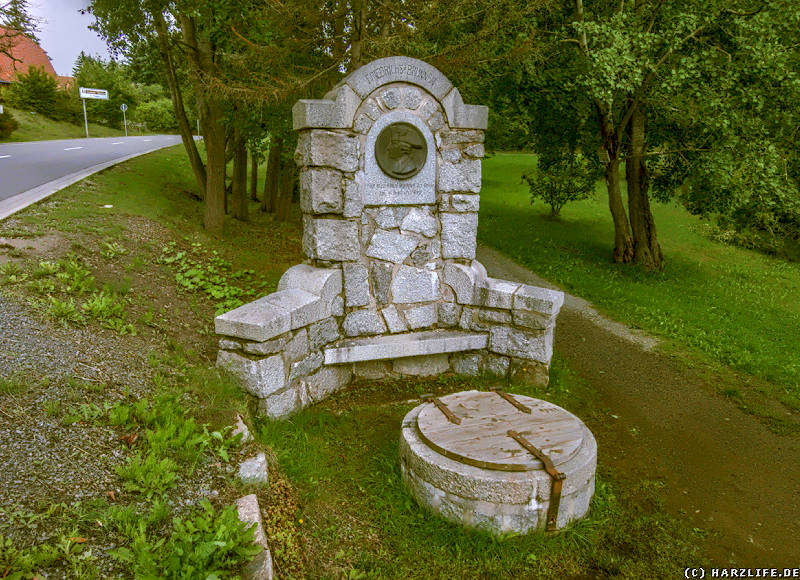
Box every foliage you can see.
[6,66,59,117]
[116,452,178,498]
[134,97,176,132]
[110,501,260,580]
[522,153,598,216]
[72,52,137,127]
[480,153,800,422]
[158,241,271,315]
[0,108,18,138]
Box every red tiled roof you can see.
[0,28,57,83]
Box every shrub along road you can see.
[477,244,800,567]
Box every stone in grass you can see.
[239,452,269,485]
[232,414,253,444]
[236,494,274,580]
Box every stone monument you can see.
[214,57,565,418]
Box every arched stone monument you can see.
[215,57,565,418]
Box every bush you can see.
[522,152,599,216]
[6,66,59,117]
[134,98,177,133]
[0,108,19,139]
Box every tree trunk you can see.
[626,104,663,270]
[231,130,249,221]
[262,137,283,213]
[153,10,206,198]
[349,0,365,72]
[604,157,634,263]
[178,12,225,235]
[277,161,295,222]
[203,99,226,235]
[250,151,259,201]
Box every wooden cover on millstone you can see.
[416,391,584,471]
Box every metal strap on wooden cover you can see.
[420,393,461,425]
[490,386,532,414]
[507,429,566,532]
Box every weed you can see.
[125,255,146,272]
[100,241,128,260]
[0,534,59,577]
[0,261,27,285]
[47,297,83,326]
[0,376,27,396]
[31,260,60,278]
[110,501,259,579]
[159,241,270,315]
[55,257,94,294]
[43,399,62,417]
[116,451,178,498]
[81,290,124,320]
[28,277,56,295]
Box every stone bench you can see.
[323,329,488,364]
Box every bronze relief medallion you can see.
[375,122,427,180]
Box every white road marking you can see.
[143,139,152,142]
[112,142,124,145]
[63,147,83,151]
[0,155,11,159]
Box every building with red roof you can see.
[0,28,57,85]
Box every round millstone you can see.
[399,390,596,535]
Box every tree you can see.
[7,65,58,116]
[484,0,800,270]
[0,107,18,138]
[523,152,598,216]
[1,0,38,61]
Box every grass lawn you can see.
[479,153,800,419]
[1,106,131,142]
[257,363,704,579]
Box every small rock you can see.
[232,414,253,443]
[238,452,268,485]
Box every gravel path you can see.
[477,244,800,567]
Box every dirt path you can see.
[477,245,800,568]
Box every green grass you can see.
[479,153,800,413]
[257,366,704,579]
[1,144,299,294]
[0,106,127,142]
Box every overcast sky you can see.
[28,0,111,76]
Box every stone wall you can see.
[214,57,565,418]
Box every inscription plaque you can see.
[375,123,427,180]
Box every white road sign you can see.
[79,87,109,100]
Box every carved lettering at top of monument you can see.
[364,64,432,87]
[346,57,453,100]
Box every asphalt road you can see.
[0,135,183,201]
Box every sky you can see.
[28,0,111,76]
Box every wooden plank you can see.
[416,390,584,471]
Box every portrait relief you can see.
[375,123,427,180]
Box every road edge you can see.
[0,140,182,222]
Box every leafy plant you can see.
[47,297,83,326]
[81,290,124,320]
[116,452,178,498]
[100,241,128,260]
[0,261,27,285]
[31,260,60,278]
[159,241,271,314]
[111,501,259,580]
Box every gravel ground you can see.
[0,289,240,578]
